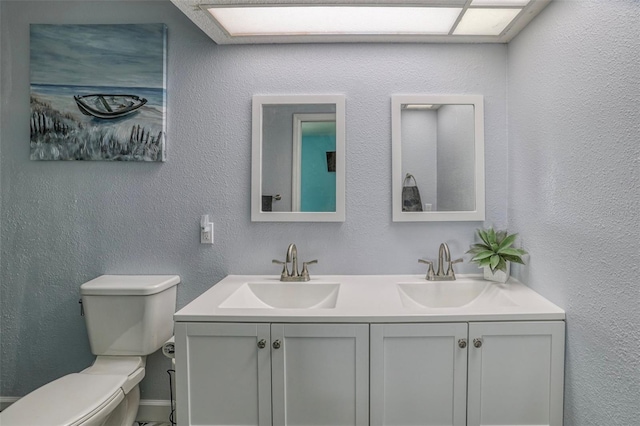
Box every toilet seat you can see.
[0,373,126,426]
[0,356,146,426]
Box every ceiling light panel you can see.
[454,8,522,35]
[470,0,530,6]
[207,6,463,36]
[170,0,552,44]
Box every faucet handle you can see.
[301,260,318,281]
[419,259,436,281]
[447,258,464,278]
[272,259,288,279]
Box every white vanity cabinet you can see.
[174,322,271,426]
[370,323,469,426]
[175,322,369,426]
[466,321,565,426]
[174,275,566,426]
[271,323,370,426]
[370,321,565,426]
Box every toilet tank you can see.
[80,275,180,356]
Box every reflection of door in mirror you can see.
[401,104,475,212]
[293,114,336,212]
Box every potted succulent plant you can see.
[466,228,528,283]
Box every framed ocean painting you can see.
[30,24,167,161]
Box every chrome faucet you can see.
[287,243,299,278]
[273,243,318,282]
[419,243,463,281]
[437,243,451,277]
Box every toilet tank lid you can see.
[81,275,180,296]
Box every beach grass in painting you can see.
[30,24,167,161]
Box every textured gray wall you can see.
[0,1,508,400]
[507,0,640,424]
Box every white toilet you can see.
[0,275,180,426]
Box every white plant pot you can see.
[483,262,510,283]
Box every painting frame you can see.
[29,23,168,162]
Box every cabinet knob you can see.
[257,339,266,349]
[473,338,483,348]
[458,339,467,349]
[272,339,282,349]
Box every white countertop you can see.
[174,274,565,323]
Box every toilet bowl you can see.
[0,275,179,426]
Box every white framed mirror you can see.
[252,95,346,222]
[392,95,485,222]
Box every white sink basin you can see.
[397,280,490,308]
[219,282,340,309]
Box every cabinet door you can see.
[270,323,369,426]
[467,321,565,426]
[175,322,272,426]
[370,323,469,426]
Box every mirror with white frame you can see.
[252,95,346,222]
[392,95,485,222]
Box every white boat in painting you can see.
[73,94,147,119]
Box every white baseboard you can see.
[1,396,173,423]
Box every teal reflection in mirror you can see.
[392,95,485,222]
[252,95,345,222]
[296,115,336,212]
